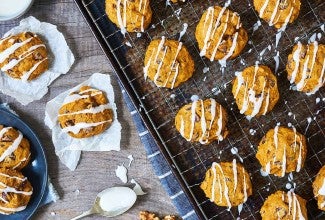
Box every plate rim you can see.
[0,108,48,220]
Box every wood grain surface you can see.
[0,0,177,219]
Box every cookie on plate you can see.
[260,190,307,220]
[0,125,31,170]
[195,6,248,62]
[256,126,307,177]
[313,165,325,211]
[0,169,33,215]
[200,160,252,208]
[232,64,279,118]
[253,0,301,29]
[0,32,49,81]
[105,0,152,34]
[58,86,114,139]
[144,37,195,89]
[286,41,325,95]
[175,98,228,144]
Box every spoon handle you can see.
[70,209,95,220]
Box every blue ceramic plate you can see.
[0,108,48,220]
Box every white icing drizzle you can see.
[0,205,27,213]
[0,173,26,181]
[294,127,303,172]
[21,57,48,82]
[189,100,197,141]
[307,56,325,95]
[287,190,305,220]
[318,179,325,196]
[211,162,217,202]
[12,155,29,170]
[179,116,187,140]
[0,131,23,162]
[297,41,318,91]
[199,100,207,144]
[0,127,10,139]
[215,162,232,209]
[216,104,224,141]
[165,41,183,89]
[259,0,270,18]
[0,182,32,196]
[62,90,103,105]
[61,120,112,134]
[232,159,237,193]
[281,142,287,177]
[116,0,127,35]
[290,42,302,83]
[1,44,46,72]
[59,104,111,116]
[178,23,188,41]
[0,36,34,63]
[268,0,280,26]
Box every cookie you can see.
[232,64,279,118]
[144,37,195,89]
[0,32,49,81]
[0,169,33,215]
[175,98,228,144]
[260,190,307,220]
[200,160,253,208]
[256,126,307,177]
[139,211,177,220]
[195,6,248,62]
[105,0,152,34]
[58,86,114,139]
[286,41,325,95]
[254,0,301,29]
[313,165,325,211]
[0,125,31,170]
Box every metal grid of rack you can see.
[78,0,324,219]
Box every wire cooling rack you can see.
[75,0,324,219]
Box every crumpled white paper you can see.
[0,16,75,105]
[45,73,121,171]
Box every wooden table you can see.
[0,0,177,219]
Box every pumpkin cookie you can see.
[0,32,49,81]
[0,169,33,215]
[105,0,152,34]
[195,6,248,62]
[256,126,307,177]
[260,190,307,220]
[0,125,31,170]
[286,41,325,95]
[313,165,325,211]
[200,160,252,208]
[175,98,228,144]
[144,37,195,89]
[58,86,114,139]
[232,64,279,118]
[254,0,301,29]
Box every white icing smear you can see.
[61,120,112,134]
[115,164,128,183]
[98,187,136,213]
[0,131,23,162]
[127,155,134,167]
[131,179,146,195]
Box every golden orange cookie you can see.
[260,190,307,220]
[0,169,33,215]
[313,165,325,211]
[58,86,114,139]
[286,41,325,95]
[0,125,31,170]
[144,37,195,89]
[254,0,301,29]
[105,0,152,34]
[175,98,228,144]
[0,32,49,81]
[195,6,248,62]
[200,160,252,208]
[256,126,307,177]
[232,65,279,118]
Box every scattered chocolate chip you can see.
[1,135,12,142]
[195,113,200,122]
[9,153,16,160]
[279,0,288,9]
[1,192,8,202]
[33,52,43,60]
[65,120,75,127]
[15,38,22,43]
[25,32,35,38]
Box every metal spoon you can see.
[70,187,137,220]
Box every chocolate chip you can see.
[9,153,16,160]
[279,0,288,9]
[25,32,35,38]
[195,113,200,122]
[15,38,22,43]
[65,120,75,126]
[1,192,8,202]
